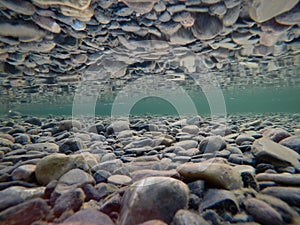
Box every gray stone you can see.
[276,4,300,25]
[191,13,223,40]
[0,198,50,225]
[35,153,87,185]
[224,0,241,8]
[249,0,298,23]
[261,186,300,207]
[58,120,83,131]
[244,198,283,225]
[223,5,240,26]
[199,189,239,214]
[0,21,45,41]
[171,209,210,225]
[174,140,198,150]
[53,188,85,217]
[54,168,95,195]
[199,136,226,154]
[256,173,300,186]
[256,193,298,223]
[177,158,243,190]
[107,174,132,185]
[24,143,59,153]
[235,134,255,145]
[0,0,36,15]
[251,138,300,170]
[11,164,36,181]
[279,136,300,154]
[119,177,189,225]
[61,208,115,225]
[107,121,130,134]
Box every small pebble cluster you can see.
[0,0,300,105]
[0,113,299,225]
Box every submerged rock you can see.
[249,0,298,23]
[251,138,300,171]
[119,177,189,225]
[191,13,223,40]
[177,158,244,190]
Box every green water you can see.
[3,85,300,116]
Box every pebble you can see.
[35,153,85,185]
[199,188,239,214]
[177,158,244,190]
[191,13,223,40]
[54,168,95,195]
[61,208,115,225]
[244,198,283,225]
[119,177,189,225]
[0,198,50,225]
[249,0,298,23]
[53,188,85,217]
[107,174,132,185]
[171,209,210,225]
[251,138,300,171]
[199,136,226,154]
[279,135,300,154]
[256,173,300,186]
[0,0,36,16]
[261,186,300,207]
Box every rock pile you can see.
[0,113,299,224]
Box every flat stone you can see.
[0,0,36,15]
[276,4,300,25]
[256,173,300,186]
[32,0,91,10]
[120,0,159,14]
[0,193,23,212]
[249,0,298,23]
[58,120,83,131]
[223,5,240,26]
[54,168,95,195]
[0,21,45,42]
[11,164,36,181]
[224,0,241,8]
[53,188,85,217]
[139,220,168,225]
[177,158,243,190]
[130,169,179,182]
[0,186,45,202]
[107,121,130,134]
[256,193,298,223]
[200,188,239,214]
[107,174,132,185]
[261,186,300,207]
[119,177,189,225]
[235,134,255,145]
[191,13,223,40]
[156,21,182,36]
[35,153,88,185]
[0,198,50,225]
[174,140,198,150]
[199,136,226,154]
[171,209,210,225]
[251,138,300,170]
[32,15,61,33]
[244,198,283,225]
[24,143,59,153]
[92,159,123,173]
[279,136,300,154]
[61,208,115,225]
